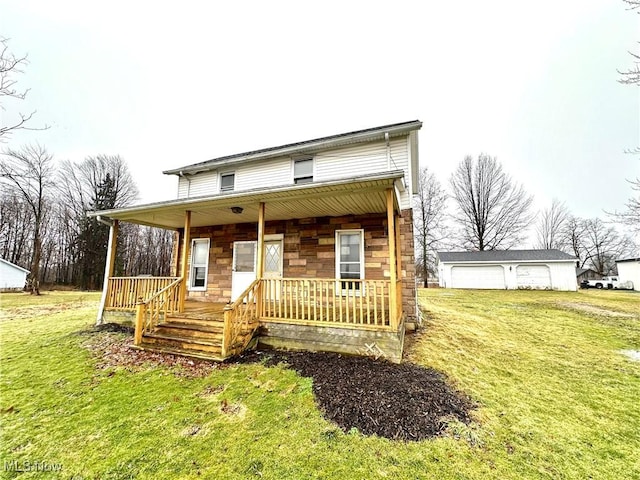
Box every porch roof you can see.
[88,171,405,229]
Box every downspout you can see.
[385,132,391,170]
[178,170,191,197]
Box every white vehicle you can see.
[581,276,633,290]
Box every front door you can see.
[263,238,284,300]
[231,241,257,300]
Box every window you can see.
[293,158,313,184]
[335,230,364,292]
[220,172,235,192]
[189,238,210,290]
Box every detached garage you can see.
[616,258,640,291]
[0,258,29,292]
[438,249,578,291]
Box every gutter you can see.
[163,121,422,176]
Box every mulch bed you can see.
[237,350,474,441]
[81,325,474,441]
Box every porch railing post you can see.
[386,189,398,329]
[179,210,191,312]
[134,296,145,345]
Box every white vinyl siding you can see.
[235,158,291,191]
[314,138,410,208]
[175,135,412,208]
[178,171,218,199]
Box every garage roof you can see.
[438,249,577,263]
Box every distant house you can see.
[0,259,29,292]
[437,249,578,291]
[616,258,640,292]
[576,267,599,284]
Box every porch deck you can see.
[102,276,404,362]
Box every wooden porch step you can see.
[130,344,225,362]
[141,333,223,356]
[153,322,224,341]
[165,315,225,326]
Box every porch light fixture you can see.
[231,206,243,214]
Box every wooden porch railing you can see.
[134,278,182,345]
[106,277,181,310]
[260,278,395,329]
[221,278,261,358]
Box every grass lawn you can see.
[1,289,639,479]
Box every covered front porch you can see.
[92,172,413,362]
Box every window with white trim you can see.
[189,238,210,290]
[293,158,313,184]
[335,230,364,291]
[220,172,235,192]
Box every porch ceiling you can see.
[88,171,404,229]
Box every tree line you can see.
[0,147,174,294]
[1,37,173,294]
[414,155,639,286]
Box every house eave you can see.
[163,120,422,176]
[88,171,405,229]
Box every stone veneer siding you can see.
[175,210,416,321]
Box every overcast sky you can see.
[1,1,638,239]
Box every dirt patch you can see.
[0,301,97,321]
[81,326,220,378]
[236,350,474,441]
[557,302,636,318]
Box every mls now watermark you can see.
[4,459,63,473]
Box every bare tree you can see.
[618,0,640,86]
[57,155,139,289]
[581,218,636,275]
[562,216,588,267]
[0,37,46,141]
[535,198,570,249]
[449,154,534,251]
[608,177,640,232]
[413,167,447,287]
[0,144,54,294]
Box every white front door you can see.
[263,238,284,300]
[231,241,257,300]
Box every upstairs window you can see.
[220,172,235,192]
[293,158,313,184]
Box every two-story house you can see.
[90,120,422,362]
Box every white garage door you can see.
[516,265,551,289]
[451,265,506,289]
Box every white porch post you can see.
[385,189,398,329]
[256,202,265,316]
[96,219,119,325]
[179,210,192,313]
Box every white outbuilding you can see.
[616,257,640,291]
[437,249,578,291]
[0,258,29,291]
